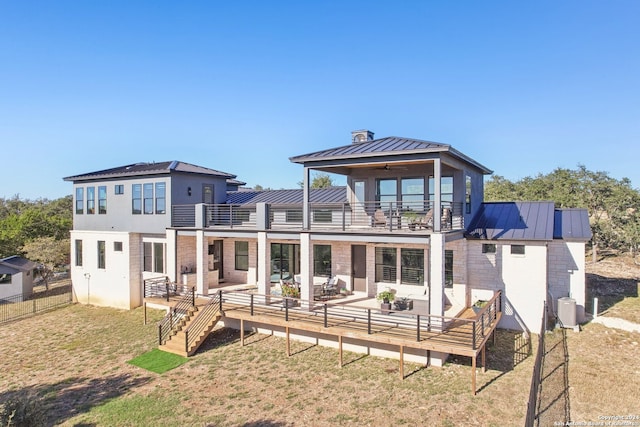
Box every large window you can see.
[97,241,106,269]
[375,247,396,283]
[401,178,425,210]
[270,243,300,282]
[235,241,249,271]
[143,183,153,215]
[98,186,107,214]
[154,242,164,273]
[313,245,331,277]
[75,188,84,214]
[376,179,397,209]
[75,239,83,267]
[401,248,424,285]
[87,187,95,214]
[428,176,454,204]
[445,250,453,288]
[143,242,165,273]
[155,182,166,214]
[132,184,142,214]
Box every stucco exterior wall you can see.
[548,240,586,323]
[467,240,547,332]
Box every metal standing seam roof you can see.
[466,202,592,241]
[227,187,347,205]
[63,161,236,182]
[289,136,493,174]
[0,256,37,272]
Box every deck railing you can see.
[157,287,195,345]
[219,290,501,350]
[143,276,176,302]
[172,200,464,232]
[184,291,221,354]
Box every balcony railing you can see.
[172,200,464,232]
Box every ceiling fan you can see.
[377,164,408,171]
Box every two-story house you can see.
[64,130,591,366]
[63,161,240,309]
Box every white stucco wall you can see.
[467,240,547,332]
[548,240,586,323]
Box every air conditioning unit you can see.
[557,297,577,328]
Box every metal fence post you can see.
[324,304,328,328]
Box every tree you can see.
[21,237,69,289]
[298,173,335,189]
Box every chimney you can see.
[351,129,374,143]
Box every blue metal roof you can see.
[64,161,236,182]
[227,187,347,205]
[466,202,591,241]
[553,208,592,240]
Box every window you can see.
[401,248,424,285]
[75,240,83,266]
[511,245,525,255]
[376,179,397,209]
[270,243,300,282]
[87,187,95,214]
[97,241,106,269]
[401,178,425,210]
[153,242,164,273]
[114,241,123,252]
[143,242,152,271]
[285,209,302,223]
[465,175,472,214]
[143,183,153,214]
[143,242,165,273]
[375,247,396,283]
[235,241,249,271]
[428,176,454,204]
[313,245,331,276]
[98,186,107,214]
[115,184,124,195]
[445,250,453,288]
[155,182,166,214]
[482,243,496,254]
[312,209,332,223]
[132,184,142,214]
[75,188,84,214]
[0,274,11,284]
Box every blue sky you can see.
[1,1,639,200]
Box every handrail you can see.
[143,276,175,301]
[158,287,195,345]
[219,290,502,349]
[184,292,221,354]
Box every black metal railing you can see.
[143,276,177,302]
[525,301,548,427]
[172,204,196,227]
[158,287,195,345]
[218,290,502,349]
[184,291,221,354]
[0,285,72,325]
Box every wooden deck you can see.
[217,291,502,394]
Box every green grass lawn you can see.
[127,349,189,374]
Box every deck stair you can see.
[159,293,222,357]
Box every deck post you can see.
[399,345,404,379]
[339,335,343,368]
[218,290,223,313]
[250,294,254,316]
[367,309,371,334]
[472,356,477,395]
[324,304,328,328]
[241,319,245,347]
[143,302,147,325]
[482,345,486,373]
[416,315,420,342]
[286,326,290,357]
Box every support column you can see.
[433,158,442,232]
[300,233,311,303]
[196,230,206,295]
[429,232,447,367]
[302,167,310,230]
[257,231,269,296]
[165,229,177,283]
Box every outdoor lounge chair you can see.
[415,210,434,229]
[323,276,339,297]
[372,209,387,227]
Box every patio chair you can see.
[415,210,434,229]
[313,284,324,301]
[372,209,387,227]
[323,276,339,297]
[441,208,452,230]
